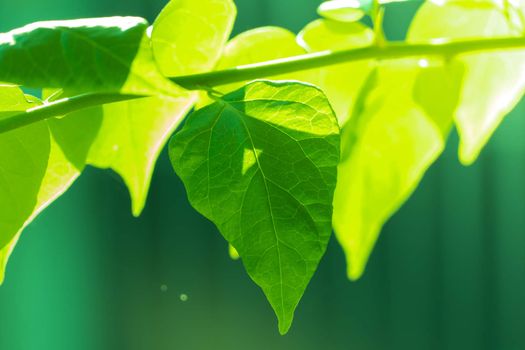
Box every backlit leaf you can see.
[408,1,525,164]
[333,60,461,279]
[85,95,196,215]
[151,0,236,76]
[0,91,100,284]
[298,19,375,125]
[199,26,310,105]
[170,80,340,334]
[50,0,236,215]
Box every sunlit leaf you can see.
[85,95,196,215]
[0,91,100,284]
[198,26,311,106]
[298,19,375,125]
[46,0,236,216]
[151,0,236,76]
[170,80,340,334]
[408,1,525,164]
[333,60,461,279]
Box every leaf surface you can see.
[298,19,375,125]
[408,1,525,164]
[201,26,311,102]
[170,80,340,334]
[49,0,236,215]
[0,17,177,95]
[0,86,99,283]
[333,61,461,279]
[85,96,196,215]
[151,0,236,76]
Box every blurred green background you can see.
[1,0,525,349]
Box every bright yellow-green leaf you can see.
[170,80,340,334]
[151,0,236,76]
[60,0,235,215]
[228,244,240,260]
[408,1,525,165]
[298,19,375,125]
[0,92,101,284]
[333,60,461,279]
[0,91,48,252]
[86,95,196,216]
[215,27,310,92]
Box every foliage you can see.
[1,0,525,333]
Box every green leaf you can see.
[202,26,311,99]
[0,94,48,252]
[298,19,375,125]
[408,1,525,164]
[170,80,340,334]
[318,0,373,23]
[333,60,461,279]
[35,0,236,216]
[0,89,100,284]
[151,0,236,76]
[85,95,196,215]
[0,17,177,95]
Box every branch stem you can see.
[2,36,525,133]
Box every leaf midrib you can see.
[224,103,286,325]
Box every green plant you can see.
[1,0,524,334]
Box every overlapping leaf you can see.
[333,61,461,279]
[408,0,525,164]
[0,0,236,277]
[298,18,375,125]
[197,26,312,107]
[170,80,340,334]
[0,17,176,95]
[151,0,236,76]
[0,86,99,284]
[45,0,236,215]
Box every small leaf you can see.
[298,19,375,125]
[151,0,236,76]
[199,26,311,105]
[170,80,340,334]
[0,17,177,95]
[318,0,373,23]
[408,1,525,164]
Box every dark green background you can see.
[1,1,524,349]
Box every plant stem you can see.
[172,37,525,89]
[2,36,525,133]
[0,93,141,133]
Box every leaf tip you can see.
[228,244,240,260]
[277,317,292,335]
[0,258,6,286]
[131,201,145,218]
[458,144,478,166]
[346,262,365,281]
